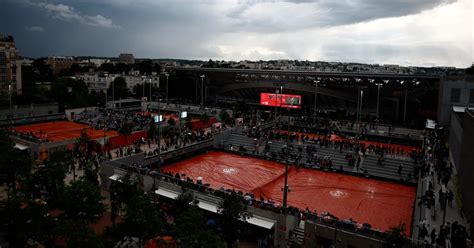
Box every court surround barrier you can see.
[100,162,395,248]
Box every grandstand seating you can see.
[224,133,418,183]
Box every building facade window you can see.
[450,88,461,103]
[470,89,474,104]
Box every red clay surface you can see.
[14,121,118,142]
[165,151,416,233]
[165,151,285,192]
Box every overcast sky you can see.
[1,0,473,67]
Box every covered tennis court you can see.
[14,121,118,142]
[164,151,416,234]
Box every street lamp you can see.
[313,80,319,116]
[165,73,170,105]
[149,77,152,105]
[142,76,146,98]
[359,89,364,122]
[154,94,163,199]
[282,101,293,209]
[200,75,205,109]
[112,79,115,102]
[279,85,283,124]
[8,83,13,131]
[274,89,279,122]
[375,83,383,122]
[403,87,408,123]
[103,113,109,153]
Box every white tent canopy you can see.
[14,143,29,151]
[425,119,437,129]
[154,188,180,199]
[153,186,277,229]
[194,199,276,229]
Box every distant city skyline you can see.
[1,0,473,68]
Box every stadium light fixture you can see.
[313,80,319,116]
[200,75,205,109]
[164,73,170,105]
[375,83,383,121]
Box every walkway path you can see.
[414,152,470,247]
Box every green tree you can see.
[99,63,116,73]
[202,59,216,68]
[49,77,90,110]
[110,172,140,206]
[108,76,130,100]
[185,115,193,129]
[33,58,53,79]
[83,160,99,186]
[132,82,158,98]
[135,60,154,75]
[58,63,88,77]
[75,128,92,156]
[171,190,194,216]
[87,90,106,107]
[167,117,176,128]
[199,114,210,124]
[30,159,66,205]
[218,193,251,247]
[61,179,106,221]
[219,109,231,124]
[2,195,54,247]
[383,224,410,248]
[153,63,162,73]
[56,219,104,248]
[118,123,133,136]
[148,117,156,139]
[0,131,32,199]
[123,194,163,242]
[116,63,133,74]
[466,64,474,75]
[175,206,224,248]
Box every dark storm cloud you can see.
[25,0,120,28]
[0,0,470,67]
[225,0,456,32]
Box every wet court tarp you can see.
[164,151,416,234]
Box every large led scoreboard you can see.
[260,93,301,109]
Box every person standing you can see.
[447,190,454,207]
[398,163,403,175]
[430,229,437,244]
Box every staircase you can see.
[287,226,305,247]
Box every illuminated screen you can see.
[180,111,187,118]
[154,115,163,123]
[260,93,301,109]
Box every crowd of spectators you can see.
[75,108,149,132]
[292,115,421,139]
[10,130,50,143]
[144,127,213,158]
[416,129,472,247]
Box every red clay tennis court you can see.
[165,151,416,234]
[14,121,118,142]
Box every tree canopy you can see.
[219,109,231,124]
[61,179,106,221]
[0,130,32,196]
[123,194,163,240]
[466,64,474,75]
[218,193,251,247]
[55,219,105,248]
[108,76,130,100]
